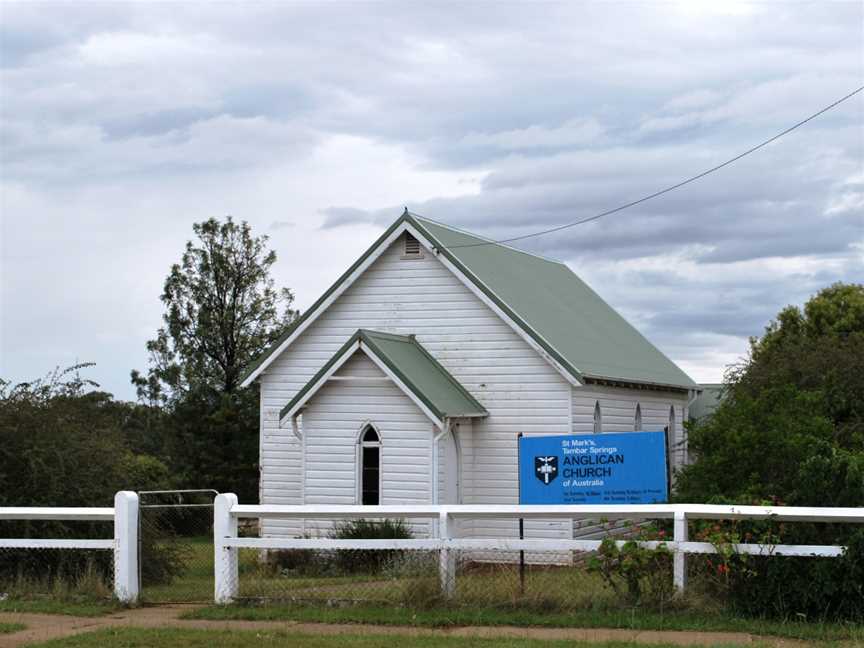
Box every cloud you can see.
[319,207,379,229]
[0,1,861,398]
[269,220,295,231]
[1,114,320,184]
[459,118,606,153]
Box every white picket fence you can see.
[0,491,139,603]
[214,494,864,604]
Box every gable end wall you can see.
[259,235,571,538]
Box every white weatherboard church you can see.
[241,211,698,542]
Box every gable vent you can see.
[403,233,423,258]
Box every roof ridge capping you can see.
[407,212,569,267]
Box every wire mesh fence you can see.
[224,546,665,611]
[0,520,115,605]
[138,490,217,603]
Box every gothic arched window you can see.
[359,425,381,505]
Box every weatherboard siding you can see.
[259,234,572,540]
[570,384,689,539]
[258,233,689,544]
[570,385,688,468]
[299,352,433,537]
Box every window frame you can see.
[356,423,383,505]
[667,406,676,458]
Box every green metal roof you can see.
[280,329,488,423]
[410,215,697,390]
[245,211,697,391]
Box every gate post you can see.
[114,491,139,604]
[673,509,688,593]
[214,493,239,604]
[438,510,456,598]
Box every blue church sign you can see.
[518,432,668,505]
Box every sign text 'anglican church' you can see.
[518,432,668,505]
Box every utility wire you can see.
[442,85,864,249]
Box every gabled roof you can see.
[243,211,697,391]
[413,215,697,390]
[280,329,488,428]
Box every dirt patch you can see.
[0,604,812,647]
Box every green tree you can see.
[132,216,296,401]
[677,282,864,506]
[132,217,296,501]
[675,283,864,620]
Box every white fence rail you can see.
[0,491,139,603]
[214,496,864,604]
[5,493,861,606]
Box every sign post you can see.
[516,433,525,594]
[518,432,668,505]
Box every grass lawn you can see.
[142,537,376,602]
[0,622,25,634]
[0,598,121,617]
[142,536,214,603]
[25,627,789,647]
[186,603,864,643]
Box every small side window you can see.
[634,403,642,431]
[593,401,602,434]
[667,406,676,467]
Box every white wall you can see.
[300,352,434,537]
[571,384,689,470]
[258,231,689,544]
[259,232,571,540]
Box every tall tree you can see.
[132,217,296,402]
[132,217,296,501]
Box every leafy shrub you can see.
[329,518,413,574]
[0,365,182,596]
[690,517,864,620]
[588,538,674,606]
[674,284,864,620]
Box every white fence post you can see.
[214,493,239,604]
[113,491,139,604]
[438,510,456,598]
[673,509,687,593]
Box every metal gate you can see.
[138,489,217,602]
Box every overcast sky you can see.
[1,1,862,401]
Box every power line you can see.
[442,85,864,250]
